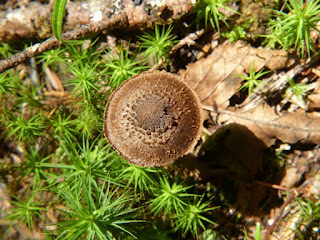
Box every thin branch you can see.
[263,191,297,240]
[255,180,291,192]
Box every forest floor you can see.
[0,0,319,239]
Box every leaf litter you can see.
[180,40,320,146]
[178,40,320,234]
[1,1,320,238]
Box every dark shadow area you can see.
[176,123,287,238]
[178,123,286,215]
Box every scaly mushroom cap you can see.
[104,71,202,167]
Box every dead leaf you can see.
[308,78,320,110]
[44,67,64,92]
[180,41,294,108]
[309,93,320,110]
[213,104,320,146]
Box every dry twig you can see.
[264,191,297,240]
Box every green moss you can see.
[236,0,277,39]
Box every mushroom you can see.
[104,70,203,167]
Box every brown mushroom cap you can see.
[104,71,202,167]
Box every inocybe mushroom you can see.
[104,71,202,167]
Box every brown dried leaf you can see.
[44,67,64,92]
[214,104,320,146]
[308,78,320,111]
[309,93,320,110]
[180,41,294,108]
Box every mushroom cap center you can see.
[122,90,180,147]
[133,95,176,133]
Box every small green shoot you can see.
[103,46,148,89]
[294,197,320,239]
[275,149,288,167]
[238,64,270,96]
[21,146,53,189]
[67,62,100,103]
[54,136,117,191]
[174,195,218,238]
[74,105,102,138]
[138,25,177,67]
[7,191,46,231]
[65,40,101,65]
[284,77,310,108]
[243,222,261,240]
[255,222,261,240]
[149,176,193,216]
[56,181,141,240]
[0,43,13,59]
[221,20,252,42]
[200,229,218,240]
[266,0,320,57]
[16,84,43,110]
[36,47,65,69]
[63,41,103,104]
[7,114,46,144]
[0,71,15,98]
[117,164,159,194]
[193,0,237,31]
[52,0,68,41]
[50,113,76,140]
